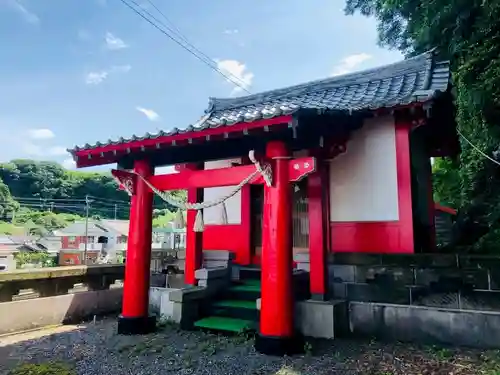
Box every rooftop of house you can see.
[53,219,130,237]
[69,49,451,156]
[0,235,24,254]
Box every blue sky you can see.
[0,0,402,171]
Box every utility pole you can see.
[114,204,118,220]
[83,195,91,265]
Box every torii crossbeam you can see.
[112,141,315,355]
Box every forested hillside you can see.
[0,159,130,218]
[344,0,500,252]
[0,159,185,234]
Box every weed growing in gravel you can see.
[303,341,313,356]
[478,351,500,374]
[156,315,178,330]
[8,362,75,375]
[426,345,453,360]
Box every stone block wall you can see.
[328,253,500,312]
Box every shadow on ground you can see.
[0,318,499,375]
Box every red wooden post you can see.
[395,120,414,253]
[255,141,302,355]
[307,159,329,299]
[118,159,156,334]
[184,164,204,286]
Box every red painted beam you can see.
[73,115,293,168]
[149,164,264,191]
[148,156,316,191]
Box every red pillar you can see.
[255,141,302,356]
[118,159,156,335]
[184,164,203,286]
[395,120,415,253]
[307,159,329,299]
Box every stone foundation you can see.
[348,301,500,348]
[148,250,233,328]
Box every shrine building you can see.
[68,50,457,356]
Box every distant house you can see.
[0,236,21,271]
[0,235,55,271]
[51,219,187,267]
[53,219,129,265]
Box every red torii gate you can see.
[112,140,315,354]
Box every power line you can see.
[457,128,500,167]
[12,197,86,202]
[142,0,251,89]
[118,0,252,94]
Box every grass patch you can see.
[8,362,75,375]
[478,351,500,374]
[0,221,25,235]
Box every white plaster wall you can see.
[203,158,242,225]
[329,116,399,222]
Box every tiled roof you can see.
[100,220,129,236]
[53,220,130,237]
[69,50,450,153]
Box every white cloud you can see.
[105,32,128,50]
[48,146,69,156]
[136,107,160,121]
[223,29,239,35]
[27,128,55,140]
[84,65,130,85]
[215,59,253,95]
[9,0,39,25]
[62,158,76,169]
[331,53,373,76]
[85,71,108,85]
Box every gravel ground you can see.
[0,319,498,375]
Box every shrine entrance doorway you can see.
[250,179,310,264]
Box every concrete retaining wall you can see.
[0,288,123,335]
[348,301,500,348]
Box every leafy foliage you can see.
[345,0,500,252]
[0,159,130,219]
[14,251,56,268]
[0,177,19,219]
[0,159,186,233]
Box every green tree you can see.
[0,177,19,219]
[0,160,131,219]
[344,0,500,252]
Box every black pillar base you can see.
[117,314,156,335]
[254,333,305,356]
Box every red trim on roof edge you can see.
[435,203,457,215]
[73,115,293,168]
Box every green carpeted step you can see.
[231,283,261,293]
[194,316,254,333]
[214,300,257,309]
[241,279,261,286]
